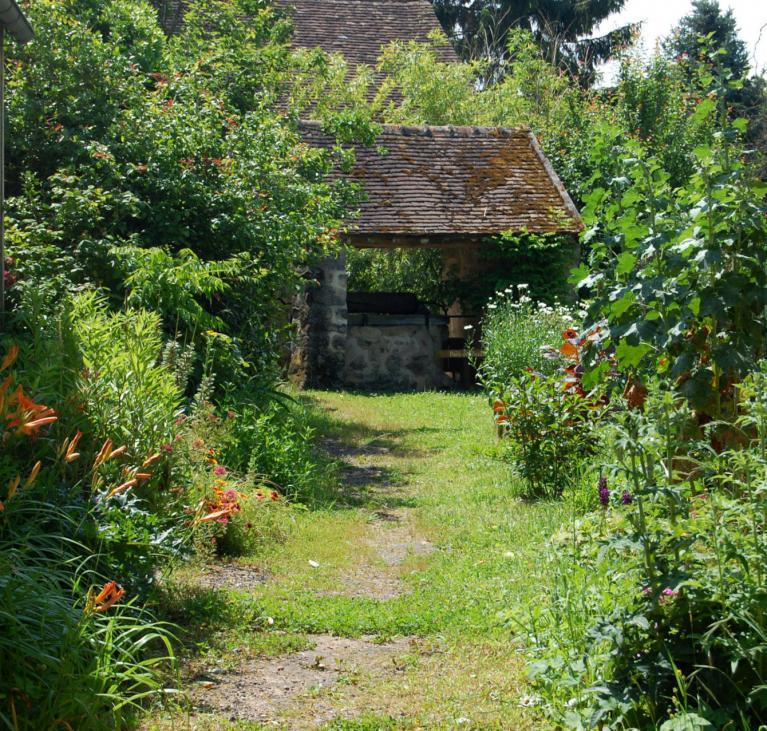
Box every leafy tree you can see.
[574,87,767,418]
[612,52,708,187]
[374,31,713,204]
[664,0,766,163]
[429,0,637,84]
[4,0,372,383]
[665,0,749,79]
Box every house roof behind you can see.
[301,121,583,239]
[275,0,459,71]
[0,0,33,43]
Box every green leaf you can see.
[615,251,636,276]
[582,360,611,391]
[689,297,701,317]
[569,263,589,286]
[692,98,716,125]
[732,117,748,133]
[692,144,713,163]
[615,340,652,369]
[610,290,636,318]
[659,713,713,731]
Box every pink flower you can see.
[160,443,173,454]
[659,587,679,605]
[214,465,227,476]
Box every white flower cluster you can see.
[484,283,579,325]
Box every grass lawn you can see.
[150,391,572,729]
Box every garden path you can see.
[155,392,567,729]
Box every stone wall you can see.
[344,313,449,391]
[289,255,348,389]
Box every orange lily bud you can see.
[20,416,58,435]
[6,475,20,499]
[106,445,127,460]
[142,453,161,468]
[23,461,41,488]
[199,509,231,523]
[106,479,138,499]
[94,439,113,467]
[0,344,19,373]
[65,431,83,460]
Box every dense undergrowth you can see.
[0,0,367,726]
[478,60,767,728]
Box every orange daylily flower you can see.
[4,384,57,436]
[92,581,126,613]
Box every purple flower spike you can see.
[598,476,610,506]
[621,490,632,505]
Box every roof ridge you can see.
[298,120,532,137]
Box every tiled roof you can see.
[274,0,459,80]
[301,121,583,237]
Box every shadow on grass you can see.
[292,393,435,512]
[152,581,247,647]
[299,393,445,458]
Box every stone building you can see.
[289,120,583,390]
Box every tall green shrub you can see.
[4,0,372,382]
[573,88,767,417]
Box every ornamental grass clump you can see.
[0,340,177,730]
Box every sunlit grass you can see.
[154,390,575,728]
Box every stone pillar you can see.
[289,254,348,390]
